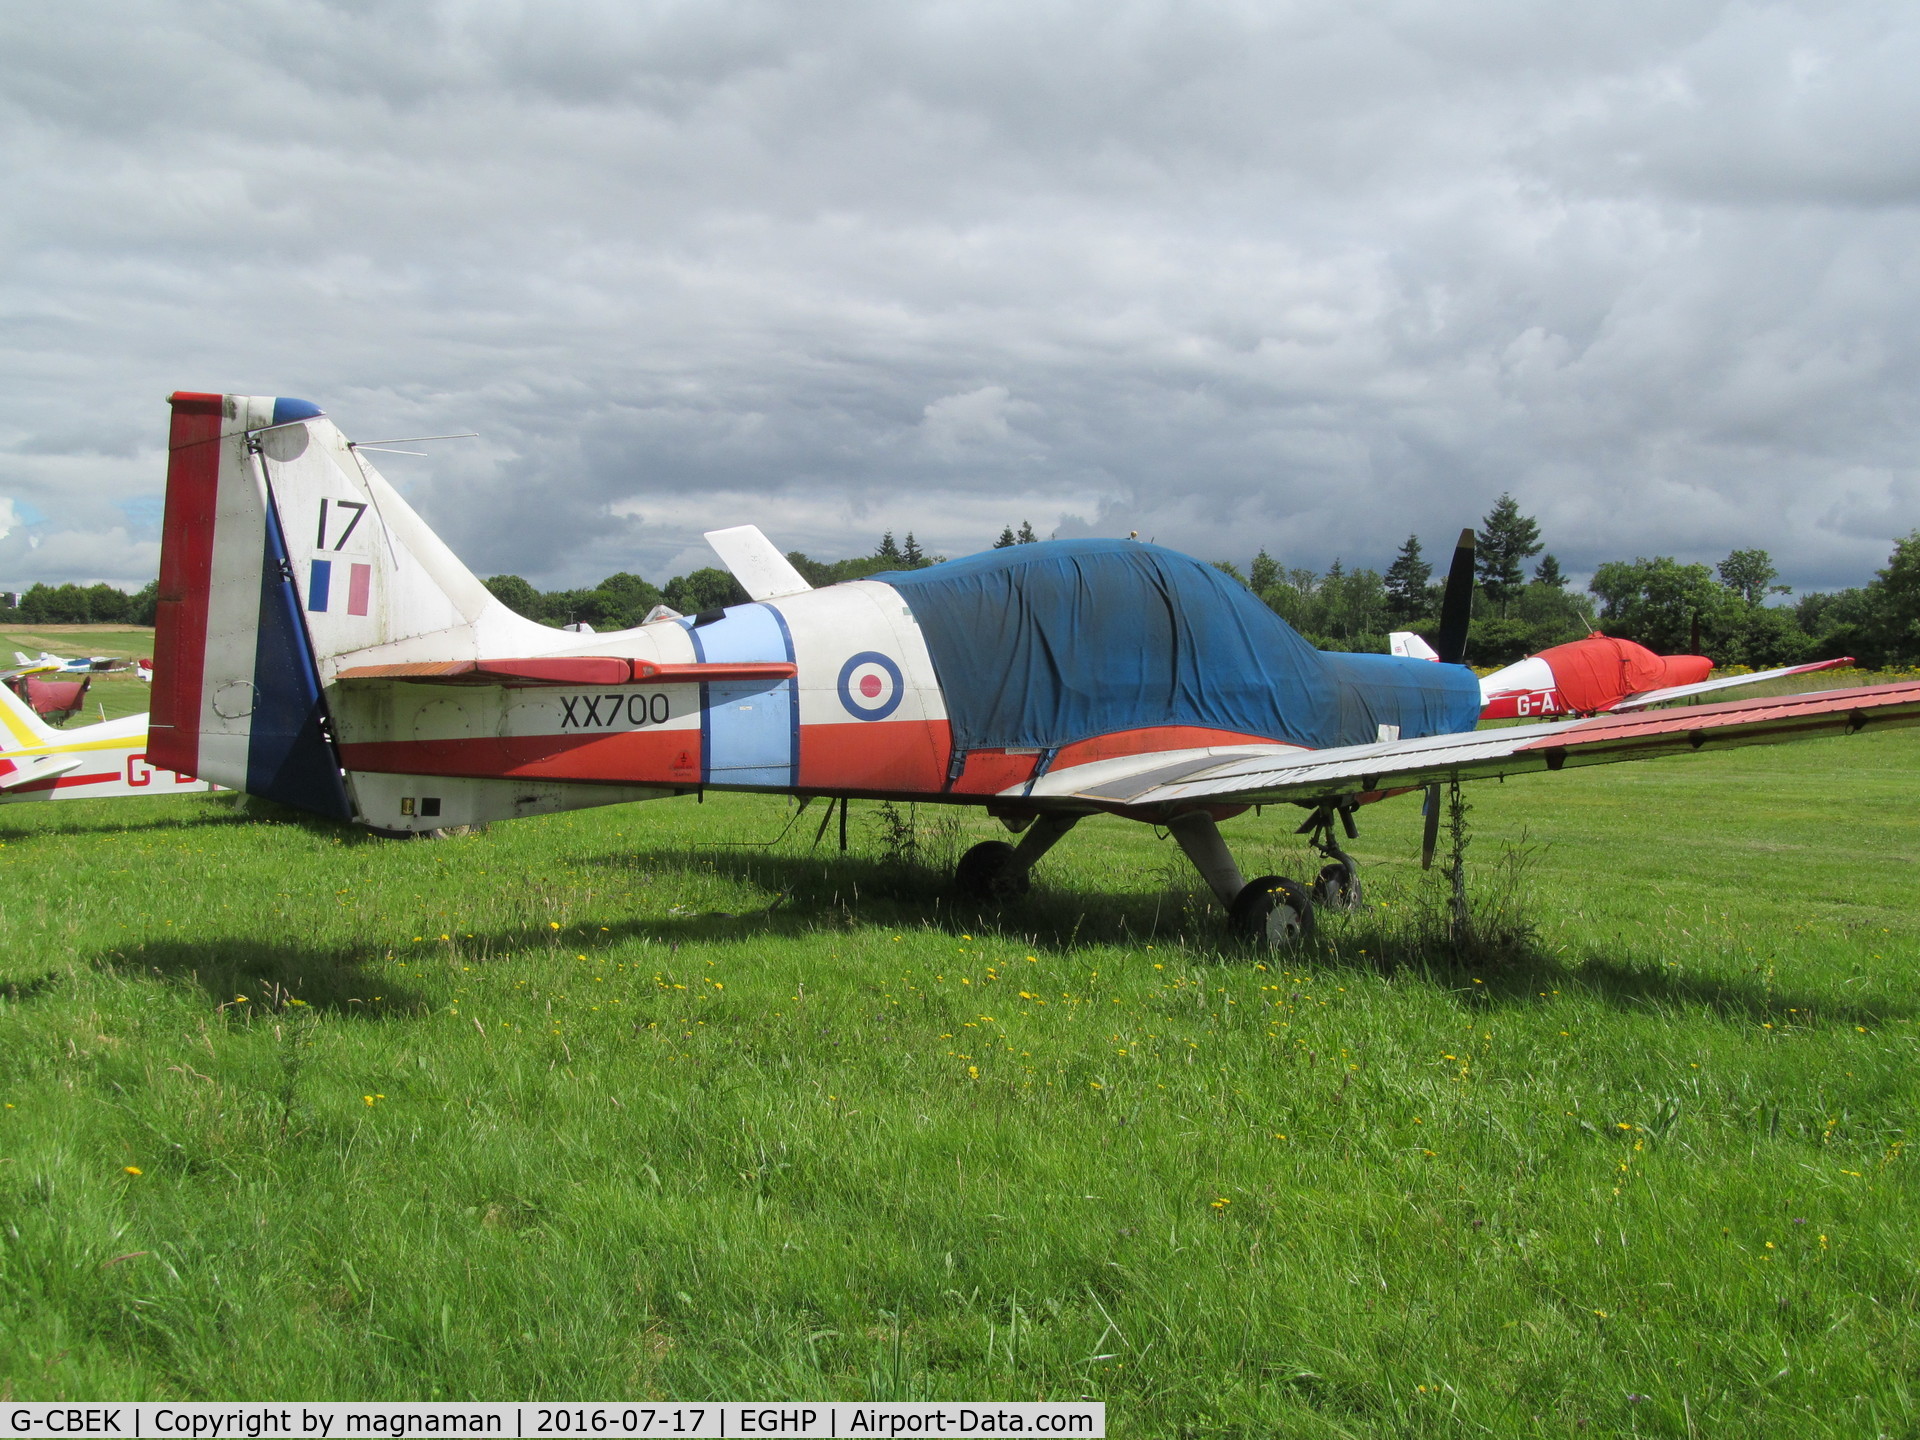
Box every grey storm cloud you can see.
[2,0,1917,594]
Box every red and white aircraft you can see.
[1390,630,1854,720]
[147,394,1920,946]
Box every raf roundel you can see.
[836,651,905,721]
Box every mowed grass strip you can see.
[0,727,1915,1436]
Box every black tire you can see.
[955,841,1031,903]
[1228,875,1315,948]
[1311,861,1363,912]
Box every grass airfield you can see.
[1,625,155,725]
[0,724,1915,1437]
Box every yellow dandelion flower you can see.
[123,1166,142,1176]
[549,922,561,930]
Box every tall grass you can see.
[1,727,1916,1436]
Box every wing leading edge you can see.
[1016,680,1920,809]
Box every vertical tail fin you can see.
[152,392,546,821]
[151,393,352,817]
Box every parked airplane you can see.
[13,649,125,674]
[148,394,1920,946]
[0,671,215,805]
[1390,630,1854,719]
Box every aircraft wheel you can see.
[1229,875,1315,949]
[955,841,1031,903]
[1311,861,1363,912]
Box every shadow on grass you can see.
[100,936,434,1017]
[589,843,1913,1030]
[1,970,62,1004]
[86,840,1905,1032]
[0,799,253,843]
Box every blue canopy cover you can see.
[876,539,1480,757]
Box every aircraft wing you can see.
[1016,680,1920,809]
[1606,657,1855,712]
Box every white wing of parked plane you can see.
[1013,680,1920,809]
[1605,657,1855,712]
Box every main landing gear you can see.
[1174,803,1365,950]
[955,813,1081,903]
[952,803,1365,952]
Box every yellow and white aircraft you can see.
[0,676,214,805]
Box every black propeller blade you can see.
[1434,527,1476,667]
[1422,527,1476,869]
[1421,783,1441,870]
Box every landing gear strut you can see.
[1166,811,1317,949]
[955,812,1080,903]
[1300,804,1364,912]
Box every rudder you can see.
[152,393,351,819]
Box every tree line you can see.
[8,505,1916,668]
[7,580,160,625]
[1208,497,1919,668]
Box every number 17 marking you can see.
[316,498,368,551]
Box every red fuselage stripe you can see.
[339,730,705,784]
[337,719,1293,799]
[12,771,121,794]
[150,393,225,776]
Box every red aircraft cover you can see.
[13,676,91,724]
[1535,635,1713,713]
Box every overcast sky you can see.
[3,0,1917,596]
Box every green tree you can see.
[484,575,546,621]
[1717,549,1782,606]
[1248,549,1279,593]
[1533,554,1567,589]
[127,580,159,626]
[992,526,1017,549]
[85,584,131,623]
[1876,531,1920,661]
[1589,556,1731,654]
[1511,576,1595,652]
[1212,560,1248,585]
[579,572,664,629]
[786,551,898,586]
[876,532,902,562]
[902,533,925,568]
[662,568,749,615]
[1016,520,1038,544]
[1383,535,1432,625]
[1477,494,1543,615]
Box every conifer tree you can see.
[1383,534,1432,622]
[902,532,924,567]
[1533,553,1567,589]
[877,531,902,561]
[1477,493,1542,614]
[993,526,1017,549]
[1016,520,1038,544]
[1249,549,1279,593]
